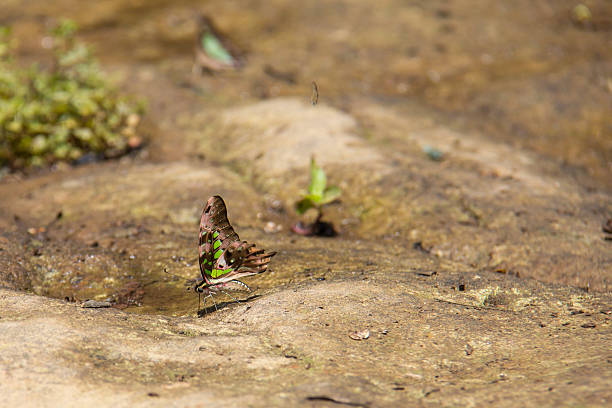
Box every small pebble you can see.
[264,221,282,233]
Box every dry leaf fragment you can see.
[349,329,370,340]
[465,343,474,355]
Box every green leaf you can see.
[0,26,12,38]
[58,43,89,67]
[53,19,78,39]
[308,158,326,200]
[295,197,315,214]
[319,186,341,205]
[202,33,234,65]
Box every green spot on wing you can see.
[214,248,223,260]
[213,240,221,250]
[212,267,233,278]
[213,231,219,239]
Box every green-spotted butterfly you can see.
[193,15,242,73]
[192,196,276,310]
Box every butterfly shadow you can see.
[197,294,261,317]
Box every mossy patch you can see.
[0,20,144,170]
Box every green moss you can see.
[0,20,145,170]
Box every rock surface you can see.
[2,276,611,407]
[1,0,612,406]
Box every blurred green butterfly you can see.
[193,15,242,73]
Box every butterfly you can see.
[191,195,276,311]
[193,14,243,74]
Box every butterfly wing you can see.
[198,195,276,285]
[210,241,276,284]
[199,196,240,283]
[194,14,242,71]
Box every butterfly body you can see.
[194,196,275,303]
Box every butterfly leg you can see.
[208,293,218,311]
[220,290,241,304]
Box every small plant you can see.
[0,20,144,170]
[293,158,341,237]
